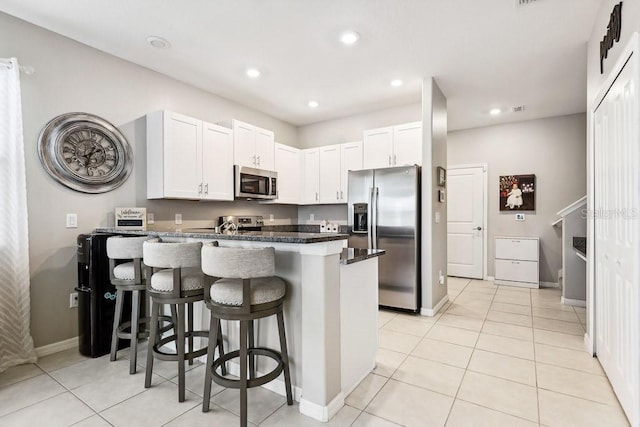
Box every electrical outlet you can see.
[69,292,78,308]
[438,271,445,285]
[310,214,315,221]
[269,214,274,221]
[147,213,155,225]
[66,213,78,228]
[515,213,526,221]
[175,213,182,224]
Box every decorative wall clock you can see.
[38,113,133,193]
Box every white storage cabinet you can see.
[147,111,233,201]
[494,237,539,288]
[222,119,275,170]
[363,122,422,169]
[272,143,301,204]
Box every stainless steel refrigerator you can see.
[348,165,421,312]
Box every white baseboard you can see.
[584,333,594,355]
[299,392,345,422]
[35,337,78,358]
[486,276,495,282]
[561,297,586,307]
[421,295,449,317]
[540,281,560,288]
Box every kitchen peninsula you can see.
[96,227,384,422]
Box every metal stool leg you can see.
[110,288,124,361]
[248,320,255,379]
[177,303,186,402]
[188,302,194,366]
[202,315,219,412]
[145,301,159,388]
[218,321,227,375]
[239,319,248,427]
[130,290,141,374]
[277,310,293,405]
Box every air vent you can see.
[512,106,526,113]
[516,0,538,5]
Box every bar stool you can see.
[200,244,293,426]
[107,235,172,374]
[142,240,225,402]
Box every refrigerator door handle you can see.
[373,187,379,249]
[368,187,373,249]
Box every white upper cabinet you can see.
[319,144,342,204]
[147,111,233,201]
[201,122,234,201]
[302,148,320,204]
[227,119,275,170]
[393,122,422,166]
[363,122,422,169]
[273,143,300,204]
[339,141,363,203]
[363,127,393,169]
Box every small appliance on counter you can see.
[348,165,421,312]
[234,165,277,200]
[76,233,132,357]
[218,215,264,232]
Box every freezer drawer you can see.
[495,237,538,261]
[495,259,539,285]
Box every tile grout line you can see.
[530,288,543,426]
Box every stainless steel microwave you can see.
[234,165,278,200]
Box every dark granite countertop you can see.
[95,228,348,244]
[340,248,386,265]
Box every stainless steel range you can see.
[218,215,264,232]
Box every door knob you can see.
[473,226,482,231]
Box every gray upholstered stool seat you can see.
[201,244,292,427]
[143,240,224,402]
[107,235,172,375]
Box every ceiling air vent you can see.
[517,0,538,5]
[513,106,526,113]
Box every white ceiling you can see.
[0,0,601,131]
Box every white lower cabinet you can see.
[147,111,233,201]
[494,237,539,288]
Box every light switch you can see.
[515,213,525,221]
[435,211,441,223]
[175,213,182,224]
[66,213,78,228]
[147,213,155,225]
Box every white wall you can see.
[448,113,587,283]
[296,103,421,149]
[0,12,299,347]
[421,78,448,312]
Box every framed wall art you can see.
[499,174,535,211]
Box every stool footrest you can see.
[211,348,284,389]
[152,331,209,361]
[116,315,173,340]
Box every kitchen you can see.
[1,1,637,426]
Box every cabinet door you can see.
[319,144,342,204]
[163,112,202,199]
[339,141,363,203]
[233,120,256,168]
[254,127,275,170]
[202,122,233,201]
[274,143,300,204]
[301,148,320,204]
[363,127,393,169]
[393,121,422,166]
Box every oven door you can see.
[235,166,278,199]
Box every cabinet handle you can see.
[256,155,260,166]
[315,192,319,201]
[204,183,208,195]
[511,261,520,265]
[388,155,391,166]
[336,191,339,200]
[252,155,256,166]
[340,190,344,199]
[393,154,397,165]
[198,183,202,195]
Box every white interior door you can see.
[594,49,640,427]
[447,166,485,279]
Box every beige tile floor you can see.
[0,279,630,426]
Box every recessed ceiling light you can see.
[246,68,261,78]
[390,79,403,87]
[146,36,170,49]
[308,100,319,108]
[340,31,360,45]
[489,108,502,116]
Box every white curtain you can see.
[0,58,36,373]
